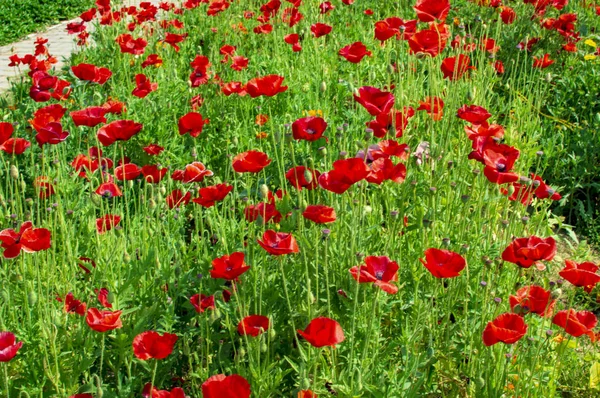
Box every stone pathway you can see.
[0,0,166,93]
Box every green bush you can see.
[0,0,94,46]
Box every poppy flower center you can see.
[375,271,384,280]
[306,128,315,135]
[496,162,506,172]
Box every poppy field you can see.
[1,0,600,397]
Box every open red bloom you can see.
[414,0,450,22]
[292,116,327,141]
[114,163,142,181]
[116,34,147,55]
[96,214,121,234]
[171,162,214,183]
[246,75,287,97]
[63,292,87,316]
[311,23,332,38]
[533,54,554,68]
[298,317,345,348]
[367,107,415,138]
[141,54,163,68]
[71,63,112,84]
[71,107,107,127]
[417,96,444,120]
[0,221,51,259]
[142,384,185,398]
[133,331,178,360]
[238,315,269,337]
[96,288,112,308]
[231,56,249,71]
[86,308,123,332]
[482,145,520,184]
[210,252,250,280]
[143,144,164,156]
[163,32,187,52]
[339,42,372,63]
[257,230,299,255]
[420,248,466,278]
[441,55,475,80]
[193,184,233,207]
[0,332,23,362]
[166,190,191,209]
[132,73,157,98]
[232,150,271,173]
[142,165,168,183]
[1,138,31,155]
[553,309,597,341]
[97,120,143,146]
[190,294,216,313]
[501,236,556,268]
[500,7,516,24]
[354,86,395,116]
[531,174,561,200]
[482,313,528,346]
[303,205,337,224]
[349,255,399,294]
[201,374,251,398]
[35,122,69,147]
[298,391,317,398]
[286,166,320,190]
[178,112,209,137]
[559,260,600,292]
[509,286,555,317]
[408,27,447,57]
[284,33,302,52]
[318,158,370,194]
[95,182,122,198]
[457,105,492,124]
[366,158,407,185]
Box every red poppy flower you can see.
[292,116,327,141]
[284,34,302,52]
[171,162,214,183]
[349,255,399,294]
[297,317,345,348]
[143,144,164,156]
[1,138,31,155]
[114,163,142,181]
[500,183,534,205]
[222,81,247,96]
[408,27,447,57]
[311,23,332,38]
[35,122,69,147]
[178,112,209,137]
[133,331,178,360]
[500,7,516,24]
[414,0,450,22]
[298,391,317,398]
[231,56,249,71]
[0,221,51,259]
[201,374,251,398]
[257,230,299,255]
[0,122,13,144]
[142,165,168,183]
[303,205,336,224]
[63,292,87,316]
[71,63,112,84]
[141,54,163,68]
[0,332,23,362]
[166,190,191,209]
[190,55,211,87]
[116,34,147,55]
[102,99,126,115]
[501,236,556,268]
[162,32,187,52]
[559,260,600,292]
[232,150,272,173]
[482,145,520,184]
[97,288,112,308]
[318,158,370,194]
[96,214,121,234]
[509,286,555,317]
[457,105,492,124]
[207,0,231,16]
[482,313,528,346]
[339,42,372,63]
[132,74,157,98]
[245,202,282,224]
[34,176,55,199]
[420,248,466,278]
[70,107,107,127]
[245,75,288,98]
[96,182,123,198]
[417,96,444,120]
[367,107,415,138]
[366,158,407,185]
[373,17,405,42]
[97,120,143,146]
[210,252,250,280]
[531,174,561,200]
[286,166,320,190]
[441,55,475,80]
[553,309,597,341]
[319,1,334,13]
[465,123,505,140]
[533,54,554,68]
[253,23,273,34]
[354,86,395,116]
[372,140,410,161]
[238,315,269,337]
[86,308,123,332]
[193,184,233,207]
[142,384,186,398]
[190,294,215,313]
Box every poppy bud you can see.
[507,184,516,196]
[501,219,509,228]
[148,199,157,208]
[387,63,395,74]
[422,219,432,228]
[467,87,476,102]
[472,169,480,175]
[461,195,470,203]
[9,165,19,179]
[269,327,276,339]
[551,288,562,300]
[27,290,38,307]
[127,180,134,189]
[159,186,167,196]
[260,341,268,353]
[320,81,327,92]
[259,184,270,199]
[232,136,239,146]
[26,198,34,207]
[545,73,552,83]
[363,205,372,214]
[521,216,529,224]
[536,150,544,157]
[442,238,451,246]
[318,147,327,157]
[191,147,197,158]
[532,180,541,188]
[238,347,246,358]
[475,377,485,390]
[90,193,102,206]
[519,176,531,185]
[301,378,311,389]
[124,252,131,263]
[107,291,115,304]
